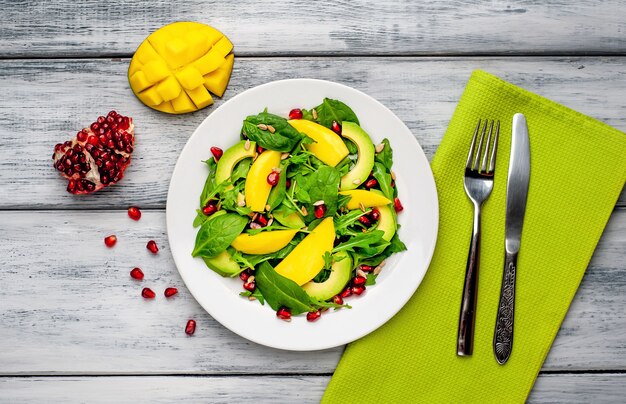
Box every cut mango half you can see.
[128,22,234,114]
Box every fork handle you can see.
[457,204,481,356]
[493,250,517,364]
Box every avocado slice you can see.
[215,140,257,184]
[302,251,353,301]
[370,189,396,242]
[340,122,375,191]
[203,250,241,277]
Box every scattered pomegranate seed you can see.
[360,264,374,272]
[185,319,196,335]
[332,295,344,305]
[127,206,141,221]
[289,108,303,120]
[276,307,292,321]
[141,288,156,299]
[394,197,404,213]
[285,179,291,189]
[202,203,217,216]
[390,180,395,188]
[210,147,223,161]
[352,276,367,287]
[164,287,178,298]
[364,178,378,189]
[340,287,353,298]
[351,285,366,295]
[370,208,380,221]
[257,145,264,154]
[358,216,371,226]
[130,267,144,280]
[239,269,252,282]
[243,281,256,292]
[104,235,117,248]
[256,215,268,227]
[314,204,327,219]
[146,240,159,254]
[331,120,342,135]
[307,310,322,322]
[267,171,280,186]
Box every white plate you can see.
[166,79,438,351]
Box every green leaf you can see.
[266,161,288,211]
[298,166,341,219]
[255,262,314,314]
[332,230,386,254]
[374,138,393,170]
[364,273,378,286]
[372,162,394,201]
[192,213,249,257]
[199,158,218,207]
[240,289,265,305]
[242,112,303,152]
[314,98,360,128]
[231,158,251,184]
[359,232,407,266]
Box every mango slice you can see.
[287,120,349,167]
[231,229,299,255]
[129,22,234,114]
[275,218,335,286]
[245,150,282,212]
[340,190,392,210]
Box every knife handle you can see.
[494,251,517,364]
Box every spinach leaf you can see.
[359,232,407,266]
[372,162,394,201]
[332,230,385,254]
[298,166,341,219]
[231,158,251,184]
[255,262,314,314]
[343,138,358,155]
[374,138,393,171]
[192,213,249,258]
[199,158,218,207]
[220,184,252,216]
[364,273,378,286]
[242,112,303,152]
[314,98,360,128]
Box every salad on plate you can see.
[192,98,406,322]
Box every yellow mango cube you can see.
[183,30,213,62]
[211,36,234,57]
[171,91,196,113]
[176,66,204,90]
[164,37,189,68]
[143,59,170,83]
[185,86,214,109]
[129,71,151,92]
[152,101,176,114]
[128,58,142,76]
[203,53,234,97]
[135,41,161,64]
[137,87,163,106]
[155,76,182,101]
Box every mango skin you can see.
[245,150,282,212]
[231,229,299,255]
[275,217,335,286]
[287,119,349,167]
[339,190,392,210]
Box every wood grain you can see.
[0,1,625,57]
[1,373,625,403]
[1,209,624,375]
[1,56,624,209]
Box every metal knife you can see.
[493,113,530,364]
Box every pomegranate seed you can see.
[391,180,395,188]
[352,276,367,287]
[185,319,196,335]
[164,287,178,297]
[339,287,353,298]
[394,197,404,213]
[285,179,291,188]
[141,288,156,299]
[256,215,268,227]
[130,267,144,280]
[202,203,217,216]
[332,295,344,305]
[239,269,252,282]
[314,204,327,219]
[360,264,374,272]
[370,208,380,221]
[267,171,279,186]
[307,310,322,322]
[289,108,303,120]
[210,147,223,161]
[364,178,378,189]
[243,281,256,292]
[351,285,366,295]
[257,145,264,154]
[127,206,141,221]
[276,307,292,321]
[104,235,117,247]
[146,240,159,254]
[331,120,342,135]
[358,216,371,226]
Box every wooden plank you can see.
[1,373,625,403]
[0,56,624,209]
[0,209,624,375]
[0,1,625,57]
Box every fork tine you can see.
[480,121,494,173]
[488,120,500,173]
[472,120,487,170]
[466,119,481,169]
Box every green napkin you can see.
[323,70,626,403]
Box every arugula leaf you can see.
[372,162,394,201]
[334,209,370,236]
[375,138,393,171]
[314,98,360,128]
[310,297,351,310]
[359,232,407,266]
[255,262,314,314]
[364,273,378,286]
[322,251,334,270]
[242,112,303,152]
[192,213,249,257]
[220,184,252,216]
[312,268,332,283]
[240,289,265,305]
[332,230,385,254]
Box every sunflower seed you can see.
[265,204,271,211]
[267,218,274,226]
[244,139,251,150]
[267,125,276,133]
[357,269,367,278]
[391,170,396,180]
[359,202,366,212]
[281,152,290,160]
[247,276,255,283]
[313,200,325,206]
[250,222,262,229]
[312,109,318,120]
[353,178,361,185]
[248,296,257,301]
[301,206,308,216]
[257,123,268,130]
[373,265,383,275]
[375,143,385,153]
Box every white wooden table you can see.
[1,1,625,402]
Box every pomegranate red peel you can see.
[53,111,134,194]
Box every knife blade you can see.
[493,113,530,364]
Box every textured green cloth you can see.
[323,70,626,403]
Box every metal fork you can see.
[457,119,499,356]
